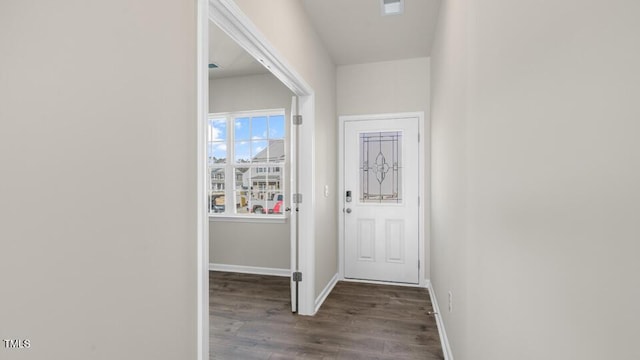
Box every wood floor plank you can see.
[210,271,444,360]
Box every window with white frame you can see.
[208,109,286,217]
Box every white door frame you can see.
[338,112,427,288]
[207,0,317,317]
[196,0,209,359]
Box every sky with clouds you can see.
[208,114,284,163]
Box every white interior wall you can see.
[430,0,470,355]
[234,0,338,302]
[431,0,640,358]
[337,57,431,280]
[0,0,198,358]
[209,73,293,270]
[337,58,430,115]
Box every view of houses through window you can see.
[208,109,286,217]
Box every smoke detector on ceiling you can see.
[381,0,404,16]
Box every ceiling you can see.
[209,0,442,78]
[301,0,442,65]
[209,21,269,79]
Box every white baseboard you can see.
[426,280,454,360]
[314,273,339,314]
[209,263,290,277]
[341,277,423,288]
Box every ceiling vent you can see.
[381,0,404,16]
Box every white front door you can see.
[343,115,420,284]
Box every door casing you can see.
[338,112,427,288]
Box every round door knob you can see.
[345,208,352,214]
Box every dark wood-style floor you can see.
[210,271,444,359]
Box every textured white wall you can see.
[0,0,198,359]
[431,0,640,358]
[337,58,430,116]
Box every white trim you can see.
[196,0,209,359]
[298,95,316,316]
[427,281,454,360]
[338,112,427,288]
[207,108,287,219]
[289,95,299,313]
[209,263,290,277]
[209,0,316,316]
[341,277,426,288]
[210,108,286,118]
[209,0,312,95]
[209,215,287,224]
[314,273,339,314]
[419,111,426,288]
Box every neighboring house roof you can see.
[208,140,284,167]
[252,140,285,163]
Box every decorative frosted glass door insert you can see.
[359,131,402,204]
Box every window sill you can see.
[209,215,288,224]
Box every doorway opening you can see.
[207,20,296,308]
[206,0,316,318]
[198,1,317,358]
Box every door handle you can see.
[345,208,352,214]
